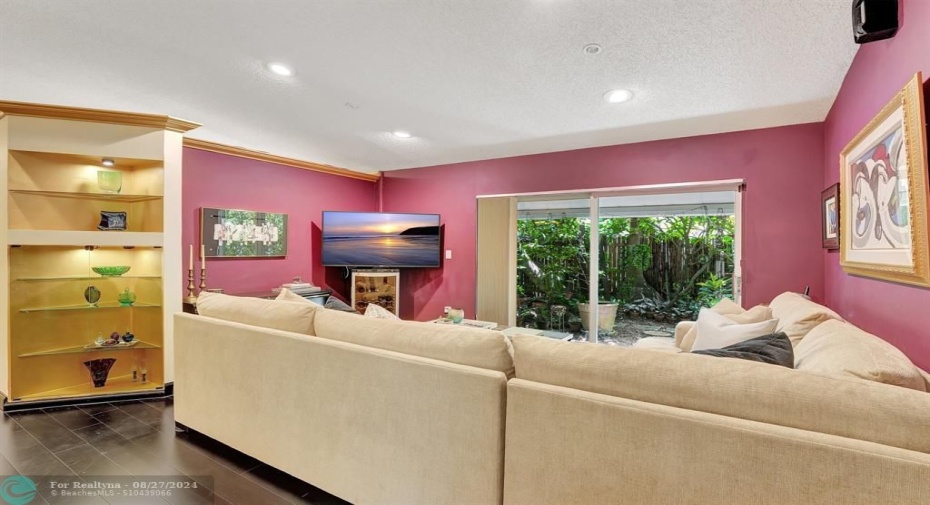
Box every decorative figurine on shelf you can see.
[83,358,117,388]
[117,288,136,307]
[84,286,101,307]
[122,330,135,343]
[94,333,105,346]
[106,332,121,346]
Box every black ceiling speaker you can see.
[852,0,899,44]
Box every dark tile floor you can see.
[1,398,350,504]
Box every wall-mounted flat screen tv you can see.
[321,211,441,268]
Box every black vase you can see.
[83,358,117,388]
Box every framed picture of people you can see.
[201,207,287,258]
[350,270,399,316]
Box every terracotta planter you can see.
[578,303,619,332]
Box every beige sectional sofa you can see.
[174,291,930,505]
[175,293,512,505]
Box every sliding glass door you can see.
[514,198,591,335]
[490,181,741,345]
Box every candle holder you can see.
[199,267,207,292]
[185,267,197,304]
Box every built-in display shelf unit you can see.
[0,101,198,410]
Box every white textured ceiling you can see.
[0,1,858,173]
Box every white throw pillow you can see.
[679,303,773,352]
[691,308,778,351]
[364,303,400,320]
[275,288,314,304]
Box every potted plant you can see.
[578,301,619,332]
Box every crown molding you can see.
[0,100,200,133]
[183,138,380,182]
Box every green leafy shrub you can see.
[517,215,734,328]
[696,273,734,308]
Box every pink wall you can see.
[823,0,930,370]
[382,123,826,322]
[182,148,376,297]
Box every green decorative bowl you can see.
[92,266,131,277]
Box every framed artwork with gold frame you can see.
[839,72,930,286]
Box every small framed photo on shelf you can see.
[350,270,399,316]
[821,183,839,250]
[97,211,127,231]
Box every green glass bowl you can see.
[92,266,131,277]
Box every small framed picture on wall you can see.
[821,183,839,250]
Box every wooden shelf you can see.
[14,374,163,402]
[15,274,161,282]
[19,302,161,314]
[9,189,162,203]
[7,230,163,247]
[7,149,164,168]
[3,103,181,407]
[19,340,160,358]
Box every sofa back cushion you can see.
[769,292,843,344]
[795,319,927,392]
[510,334,930,454]
[313,309,514,374]
[197,291,317,335]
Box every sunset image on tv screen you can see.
[322,212,440,267]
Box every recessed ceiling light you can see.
[583,44,602,55]
[101,158,115,167]
[603,89,633,103]
[392,130,413,139]
[268,62,294,76]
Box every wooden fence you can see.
[518,233,732,307]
